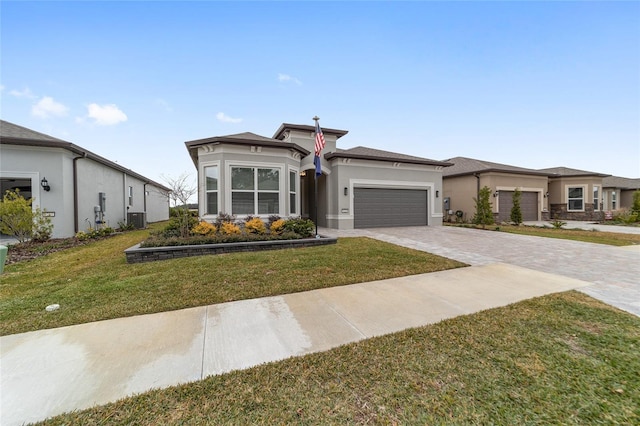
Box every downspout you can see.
[73,153,87,233]
[143,183,148,213]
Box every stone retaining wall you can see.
[125,236,337,263]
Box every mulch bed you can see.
[4,238,93,265]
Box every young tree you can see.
[0,189,34,242]
[161,173,197,238]
[473,186,494,229]
[632,190,640,218]
[510,188,523,225]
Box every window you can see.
[593,186,599,211]
[289,171,297,215]
[205,166,219,215]
[568,187,584,211]
[128,186,133,206]
[231,167,279,215]
[612,191,617,210]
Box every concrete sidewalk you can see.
[1,263,589,426]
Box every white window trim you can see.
[288,167,299,216]
[225,160,285,218]
[0,170,40,211]
[566,185,586,212]
[200,160,221,218]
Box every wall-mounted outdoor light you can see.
[493,190,499,197]
[344,187,348,196]
[436,190,439,198]
[41,177,51,192]
[300,171,306,177]
[545,191,549,198]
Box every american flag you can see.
[314,120,326,156]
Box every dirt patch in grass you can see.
[5,238,98,264]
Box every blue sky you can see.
[2,1,639,186]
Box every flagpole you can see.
[313,115,320,238]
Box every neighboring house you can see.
[602,176,640,211]
[442,157,552,222]
[442,157,613,223]
[1,120,170,238]
[538,167,609,221]
[185,123,451,229]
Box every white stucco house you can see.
[1,120,170,238]
[185,122,451,229]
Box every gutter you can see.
[73,152,87,233]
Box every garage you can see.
[354,188,428,228]
[498,191,539,222]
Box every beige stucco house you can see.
[442,157,552,222]
[539,167,610,221]
[185,123,451,229]
[602,176,640,211]
[442,158,615,223]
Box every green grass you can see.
[36,291,640,425]
[0,229,465,336]
[448,223,640,246]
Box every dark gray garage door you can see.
[498,191,538,222]
[354,188,428,228]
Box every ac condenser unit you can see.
[127,212,147,229]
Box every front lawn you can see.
[36,291,640,425]
[0,229,465,336]
[447,223,640,246]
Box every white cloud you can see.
[86,103,128,125]
[11,87,37,99]
[216,112,242,123]
[32,96,69,118]
[278,73,302,85]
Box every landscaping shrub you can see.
[283,217,315,237]
[215,212,236,227]
[632,190,640,216]
[192,221,217,236]
[550,220,567,229]
[245,217,266,234]
[611,208,639,224]
[510,188,523,225]
[220,222,241,235]
[0,189,54,242]
[270,219,286,234]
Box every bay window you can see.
[231,166,279,215]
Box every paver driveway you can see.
[321,226,640,316]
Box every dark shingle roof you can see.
[442,157,553,177]
[325,146,452,167]
[0,120,171,191]
[538,166,609,178]
[1,120,69,142]
[184,132,310,166]
[602,176,640,189]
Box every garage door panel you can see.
[498,191,538,222]
[354,188,427,228]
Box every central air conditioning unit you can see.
[127,212,147,229]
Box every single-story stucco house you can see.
[0,120,170,238]
[602,176,640,211]
[185,122,451,229]
[442,157,612,222]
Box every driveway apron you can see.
[321,226,640,317]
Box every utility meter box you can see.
[98,192,106,212]
[443,197,451,211]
